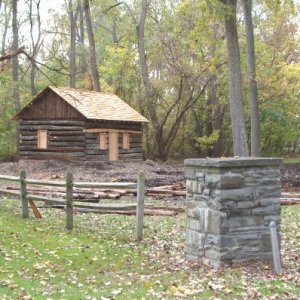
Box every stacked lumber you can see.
[281,192,300,205]
[4,183,187,200]
[146,182,186,197]
[5,186,130,202]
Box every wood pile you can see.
[4,184,299,206]
[5,182,186,201]
[280,192,300,205]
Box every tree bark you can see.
[137,0,162,155]
[1,4,11,55]
[210,75,224,157]
[241,0,261,156]
[12,0,20,113]
[29,0,42,97]
[12,0,20,156]
[223,0,249,156]
[69,0,77,88]
[112,16,118,44]
[78,2,87,75]
[83,0,100,91]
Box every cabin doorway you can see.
[109,131,119,161]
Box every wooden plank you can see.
[73,202,137,210]
[48,142,85,147]
[20,136,37,141]
[28,199,42,218]
[37,130,47,149]
[50,131,85,136]
[20,170,29,219]
[99,133,108,150]
[119,148,142,154]
[25,178,66,187]
[50,136,85,142]
[123,132,130,150]
[20,125,84,131]
[85,121,142,131]
[20,146,86,152]
[109,131,119,161]
[21,120,85,126]
[136,171,145,241]
[118,153,143,159]
[26,194,66,204]
[20,151,85,157]
[20,155,85,161]
[0,175,20,182]
[85,128,142,134]
[66,172,73,231]
[0,188,21,195]
[73,182,137,189]
[27,195,136,210]
[73,208,177,216]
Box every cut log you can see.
[21,120,85,126]
[146,188,186,196]
[280,198,300,205]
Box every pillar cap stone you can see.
[184,157,282,168]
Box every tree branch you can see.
[0,47,25,62]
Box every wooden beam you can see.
[0,175,20,182]
[109,131,119,161]
[84,128,142,134]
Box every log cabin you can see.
[14,86,149,161]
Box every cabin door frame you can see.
[108,131,119,161]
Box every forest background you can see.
[0,0,299,161]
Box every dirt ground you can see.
[0,159,298,193]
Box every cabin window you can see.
[99,133,108,150]
[123,132,130,150]
[37,130,47,149]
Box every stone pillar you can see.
[185,158,282,268]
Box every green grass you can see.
[0,199,299,299]
[283,156,300,164]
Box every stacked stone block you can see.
[185,158,282,268]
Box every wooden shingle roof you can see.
[49,86,149,123]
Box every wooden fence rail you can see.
[0,171,145,240]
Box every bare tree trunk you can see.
[1,4,11,55]
[29,0,42,96]
[12,0,20,156]
[209,75,224,157]
[137,0,162,155]
[79,1,87,75]
[83,0,100,91]
[241,0,261,156]
[12,0,20,113]
[112,16,118,44]
[223,0,249,156]
[69,0,77,88]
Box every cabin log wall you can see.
[85,132,143,161]
[85,120,143,161]
[19,120,85,160]
[20,120,143,161]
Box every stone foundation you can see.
[185,158,282,268]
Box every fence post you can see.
[66,172,74,231]
[136,171,145,241]
[269,221,282,275]
[20,170,29,219]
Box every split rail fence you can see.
[0,171,145,241]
